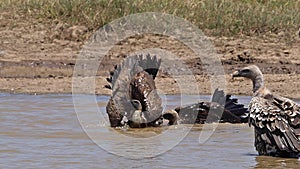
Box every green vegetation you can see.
[1,0,299,37]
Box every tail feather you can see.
[224,96,249,123]
[225,100,243,109]
[212,88,249,123]
[137,54,161,79]
[225,98,238,105]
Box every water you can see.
[1,94,299,169]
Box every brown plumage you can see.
[105,54,163,128]
[105,55,250,128]
[163,89,249,125]
[232,65,300,158]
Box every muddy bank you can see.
[0,20,299,98]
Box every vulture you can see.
[105,54,163,128]
[163,88,249,125]
[232,65,300,158]
[105,54,249,128]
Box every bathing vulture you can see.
[163,88,249,125]
[232,65,300,158]
[105,54,249,128]
[105,54,163,128]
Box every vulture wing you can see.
[173,89,248,124]
[249,96,300,157]
[105,54,162,127]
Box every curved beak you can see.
[231,70,241,78]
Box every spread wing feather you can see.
[173,89,248,124]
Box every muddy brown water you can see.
[1,94,299,168]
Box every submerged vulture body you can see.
[163,89,249,125]
[233,65,300,158]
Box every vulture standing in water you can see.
[105,54,249,128]
[232,65,300,158]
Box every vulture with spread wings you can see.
[105,54,163,128]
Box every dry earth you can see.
[0,12,299,99]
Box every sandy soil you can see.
[0,13,299,99]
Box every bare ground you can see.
[0,13,299,99]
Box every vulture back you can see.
[171,89,249,124]
[105,54,163,127]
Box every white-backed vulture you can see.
[233,65,300,158]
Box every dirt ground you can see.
[0,14,299,99]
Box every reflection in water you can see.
[0,94,299,168]
[113,127,167,138]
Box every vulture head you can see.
[129,100,147,128]
[232,65,271,96]
[232,65,263,81]
[162,110,180,125]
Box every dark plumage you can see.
[232,65,300,158]
[105,54,163,128]
[105,54,249,128]
[163,89,249,125]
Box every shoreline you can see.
[0,1,299,100]
[0,28,299,99]
[1,73,299,100]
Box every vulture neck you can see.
[252,74,264,95]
